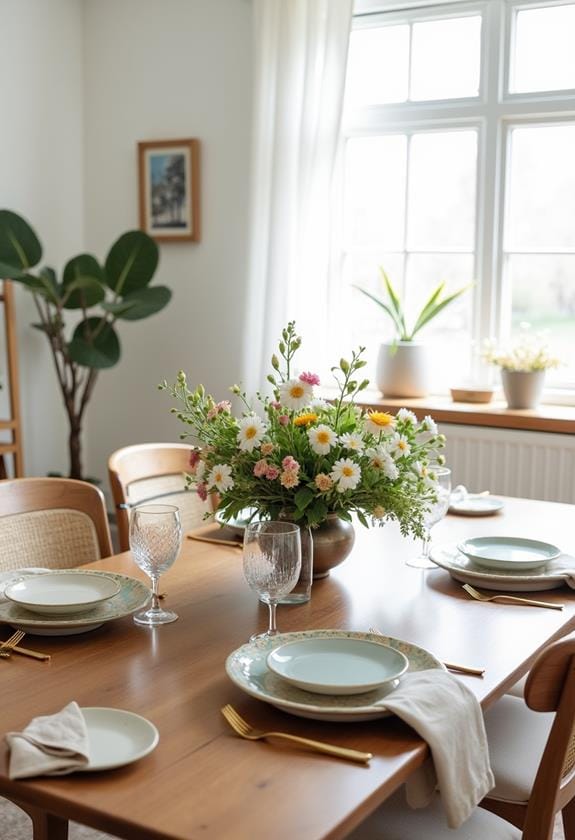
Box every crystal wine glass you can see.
[243,521,301,641]
[406,466,452,569]
[130,504,182,625]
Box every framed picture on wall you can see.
[138,138,200,242]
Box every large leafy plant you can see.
[354,268,469,342]
[0,209,171,479]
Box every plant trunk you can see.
[69,423,83,480]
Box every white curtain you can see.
[243,0,353,395]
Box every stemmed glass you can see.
[243,521,301,641]
[130,504,182,625]
[406,467,452,569]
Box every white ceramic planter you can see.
[376,341,429,398]
[501,369,546,410]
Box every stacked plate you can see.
[225,629,444,722]
[0,570,151,635]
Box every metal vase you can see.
[312,515,355,579]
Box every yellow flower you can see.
[365,411,395,436]
[294,412,318,427]
[373,505,386,519]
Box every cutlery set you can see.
[0,630,49,661]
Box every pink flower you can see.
[206,400,232,421]
[196,483,208,501]
[278,414,290,426]
[189,449,201,469]
[282,455,300,473]
[280,470,300,489]
[270,401,282,411]
[253,459,269,478]
[299,371,320,386]
[261,442,274,456]
[265,466,280,480]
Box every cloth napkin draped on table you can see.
[382,669,495,829]
[554,554,575,587]
[6,701,90,778]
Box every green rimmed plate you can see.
[225,629,444,722]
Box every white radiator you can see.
[441,423,575,504]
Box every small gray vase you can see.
[501,369,546,409]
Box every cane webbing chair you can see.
[108,443,212,552]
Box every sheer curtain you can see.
[243,0,353,394]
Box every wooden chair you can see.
[108,443,213,552]
[347,636,575,839]
[0,477,112,572]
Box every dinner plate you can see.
[215,507,259,536]
[80,708,159,771]
[4,572,121,615]
[430,543,573,592]
[266,637,408,696]
[449,496,504,517]
[0,571,151,635]
[457,537,561,571]
[226,630,444,722]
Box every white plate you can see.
[267,637,408,695]
[5,572,121,615]
[458,536,561,571]
[215,507,260,536]
[0,571,150,635]
[449,496,504,517]
[80,708,159,771]
[226,630,444,722]
[430,543,573,592]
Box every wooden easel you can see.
[0,281,23,477]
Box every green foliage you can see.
[354,268,471,342]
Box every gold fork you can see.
[0,630,26,658]
[221,704,372,764]
[368,627,485,677]
[462,583,564,611]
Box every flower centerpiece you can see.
[161,323,445,576]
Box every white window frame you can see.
[342,0,575,401]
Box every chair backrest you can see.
[521,636,575,839]
[0,477,113,572]
[108,443,212,551]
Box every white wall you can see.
[0,0,84,477]
[82,0,253,489]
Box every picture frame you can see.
[138,138,200,242]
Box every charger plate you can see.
[226,630,444,722]
[430,543,573,592]
[0,571,150,635]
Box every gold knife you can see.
[12,645,51,661]
[187,534,243,548]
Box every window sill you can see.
[353,391,575,435]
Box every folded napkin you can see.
[552,554,575,588]
[382,669,494,829]
[0,568,50,601]
[6,701,90,778]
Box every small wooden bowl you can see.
[450,386,494,404]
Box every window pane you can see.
[507,125,575,250]
[344,136,407,250]
[345,25,409,106]
[407,131,477,250]
[512,4,575,93]
[410,15,481,101]
[508,254,575,386]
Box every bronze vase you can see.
[312,514,355,579]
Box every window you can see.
[336,0,575,395]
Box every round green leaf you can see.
[62,255,106,309]
[117,286,172,321]
[104,231,159,295]
[0,210,42,273]
[68,317,120,369]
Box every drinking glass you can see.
[130,504,182,625]
[406,466,452,569]
[243,521,301,641]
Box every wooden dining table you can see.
[1,495,574,840]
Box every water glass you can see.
[130,504,182,625]
[406,467,452,569]
[243,521,301,641]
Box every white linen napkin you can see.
[382,669,494,829]
[552,554,575,588]
[0,568,50,601]
[6,701,90,778]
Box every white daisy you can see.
[330,458,362,492]
[208,463,234,492]
[237,415,267,452]
[364,411,396,437]
[366,446,397,479]
[381,455,399,480]
[389,433,411,460]
[397,408,417,425]
[310,397,329,411]
[279,378,313,410]
[417,414,438,441]
[339,432,365,454]
[194,460,206,482]
[308,424,337,455]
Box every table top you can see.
[1,496,574,840]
